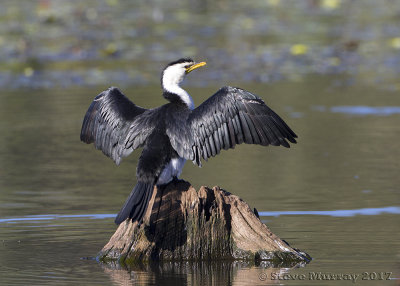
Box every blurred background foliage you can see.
[0,0,399,90]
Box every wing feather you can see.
[188,86,297,166]
[238,111,253,143]
[80,87,149,165]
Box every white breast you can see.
[157,157,186,185]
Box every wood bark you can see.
[98,180,311,265]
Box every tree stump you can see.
[98,180,311,265]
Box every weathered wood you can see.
[98,180,311,265]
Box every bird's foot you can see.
[171,176,185,184]
[156,177,185,189]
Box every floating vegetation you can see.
[290,44,308,56]
[0,0,399,89]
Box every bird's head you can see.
[161,58,206,91]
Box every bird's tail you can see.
[114,182,154,225]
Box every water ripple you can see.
[259,206,400,217]
[0,214,115,224]
[312,105,400,116]
[1,206,399,223]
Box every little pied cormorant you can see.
[80,58,297,225]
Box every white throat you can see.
[162,65,195,110]
[164,84,195,110]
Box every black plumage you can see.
[80,59,297,225]
[172,86,297,166]
[80,87,147,165]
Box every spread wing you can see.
[188,86,297,166]
[80,87,149,165]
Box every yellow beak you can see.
[186,61,207,74]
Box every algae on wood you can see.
[98,180,311,265]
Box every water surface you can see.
[0,77,399,285]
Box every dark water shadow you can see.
[101,260,308,286]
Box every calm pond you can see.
[0,77,399,285]
[1,0,400,285]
